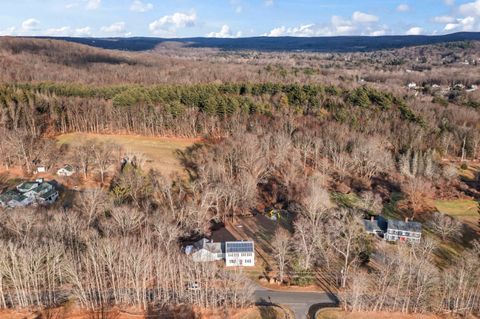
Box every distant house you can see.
[466,85,478,92]
[35,166,47,174]
[225,241,255,267]
[384,218,422,243]
[0,179,59,208]
[186,238,255,267]
[57,165,75,177]
[363,216,422,243]
[407,82,417,90]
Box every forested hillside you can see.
[0,37,479,318]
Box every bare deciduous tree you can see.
[272,228,291,284]
[428,212,463,241]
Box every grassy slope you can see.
[57,133,198,176]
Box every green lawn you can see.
[435,199,478,220]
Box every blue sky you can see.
[1,0,479,37]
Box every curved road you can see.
[254,286,339,319]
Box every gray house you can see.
[384,219,422,243]
[363,216,422,243]
[363,216,387,235]
[0,179,59,208]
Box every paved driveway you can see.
[254,286,339,319]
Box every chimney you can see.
[405,217,409,223]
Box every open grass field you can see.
[56,133,200,177]
[435,199,479,222]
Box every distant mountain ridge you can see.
[28,32,480,52]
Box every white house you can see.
[225,241,255,267]
[186,238,224,262]
[57,165,75,177]
[384,218,422,243]
[186,239,255,267]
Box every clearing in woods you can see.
[435,199,479,223]
[56,133,200,176]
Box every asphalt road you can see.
[254,286,339,319]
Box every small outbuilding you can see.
[57,165,75,177]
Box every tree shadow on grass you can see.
[146,304,196,319]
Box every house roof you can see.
[0,190,28,204]
[60,165,74,172]
[16,182,39,193]
[363,216,388,233]
[225,241,254,253]
[39,189,58,200]
[387,219,422,233]
[194,238,223,254]
[31,182,54,195]
[363,220,382,233]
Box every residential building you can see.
[185,238,255,267]
[363,216,387,235]
[0,179,59,208]
[363,216,422,243]
[384,218,422,243]
[225,241,255,267]
[186,238,224,262]
[57,165,75,177]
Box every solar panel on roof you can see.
[226,242,254,253]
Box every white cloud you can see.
[45,26,72,36]
[396,4,410,12]
[434,0,480,33]
[229,0,243,13]
[266,11,381,37]
[130,0,153,13]
[444,0,455,5]
[444,16,476,31]
[265,0,274,7]
[432,15,456,23]
[101,22,126,34]
[74,27,93,36]
[149,11,197,35]
[459,0,480,16]
[207,25,242,38]
[406,26,423,35]
[352,11,379,23]
[370,29,387,36]
[86,0,101,10]
[43,26,93,37]
[21,18,40,32]
[65,3,78,9]
[0,26,16,36]
[267,24,329,37]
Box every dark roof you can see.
[0,190,28,203]
[225,241,254,253]
[387,219,422,233]
[363,216,388,233]
[363,220,382,233]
